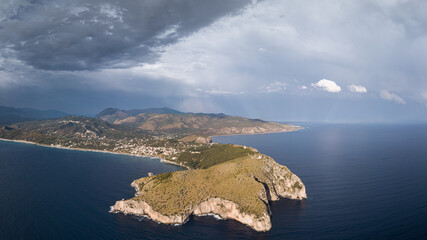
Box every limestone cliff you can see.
[111,154,306,231]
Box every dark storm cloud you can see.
[0,0,252,70]
[2,0,427,122]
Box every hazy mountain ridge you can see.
[96,107,300,135]
[0,106,68,125]
[96,107,183,122]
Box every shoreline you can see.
[0,138,144,157]
[0,138,188,169]
[0,127,300,169]
[160,159,190,170]
[210,127,303,138]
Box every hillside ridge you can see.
[96,107,300,135]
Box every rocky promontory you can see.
[111,153,306,231]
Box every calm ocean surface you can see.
[1,124,427,239]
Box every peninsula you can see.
[0,107,306,231]
[111,151,306,231]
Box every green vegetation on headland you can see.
[176,144,257,169]
[133,155,303,217]
[112,153,306,231]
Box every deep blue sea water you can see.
[1,124,427,239]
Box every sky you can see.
[1,0,427,122]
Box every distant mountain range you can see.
[0,106,302,170]
[0,106,68,125]
[96,107,183,122]
[96,107,299,135]
[0,106,300,138]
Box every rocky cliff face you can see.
[110,154,306,232]
[193,198,272,231]
[111,197,272,231]
[111,200,189,224]
[258,155,307,201]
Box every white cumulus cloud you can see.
[348,84,367,93]
[195,88,243,95]
[380,90,406,104]
[259,81,287,93]
[311,79,341,93]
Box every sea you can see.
[1,124,426,239]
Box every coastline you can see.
[210,126,303,138]
[0,138,142,156]
[0,126,301,169]
[160,159,190,169]
[0,138,187,168]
